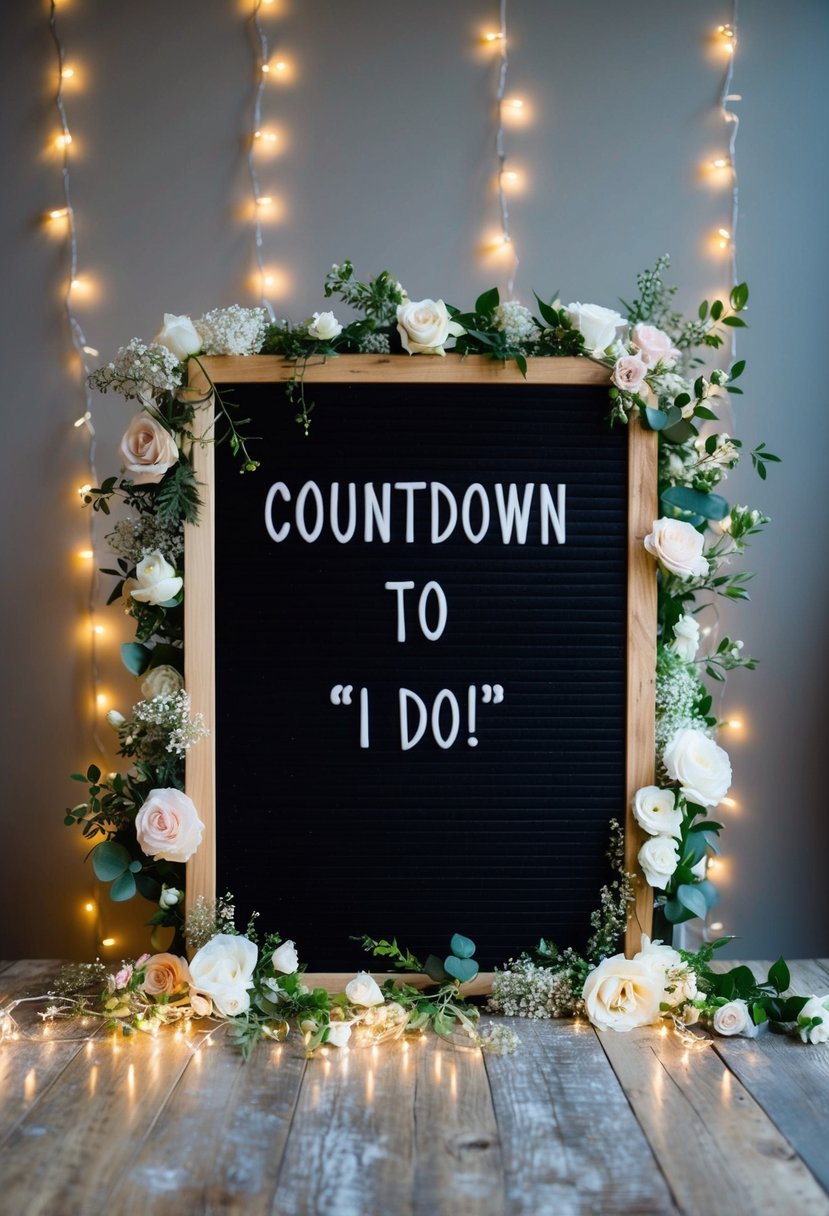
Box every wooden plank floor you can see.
[1,961,828,1215]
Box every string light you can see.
[101,938,116,948]
[717,0,741,358]
[246,0,279,320]
[492,0,519,296]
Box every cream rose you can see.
[188,933,258,1018]
[140,952,192,997]
[345,972,385,1007]
[272,940,299,975]
[644,518,709,580]
[141,664,184,700]
[307,311,343,341]
[611,354,648,395]
[669,614,700,662]
[135,788,204,863]
[159,885,182,909]
[632,786,683,838]
[634,937,698,1009]
[663,727,732,808]
[798,995,829,1044]
[153,313,202,361]
[119,411,179,486]
[565,302,625,353]
[326,1021,353,1048]
[582,954,664,1032]
[638,835,680,889]
[713,999,758,1038]
[630,322,681,367]
[130,551,183,605]
[396,299,465,356]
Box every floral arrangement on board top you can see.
[52,256,823,1057]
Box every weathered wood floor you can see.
[1,959,828,1215]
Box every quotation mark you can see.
[481,683,504,704]
[330,684,354,706]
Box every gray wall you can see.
[1,0,826,961]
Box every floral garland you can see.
[56,257,828,1054]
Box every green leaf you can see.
[474,287,500,316]
[121,642,151,677]
[644,406,670,431]
[128,859,143,874]
[444,955,479,983]
[450,933,476,959]
[110,870,138,901]
[91,840,132,882]
[433,1010,455,1037]
[752,1002,768,1025]
[698,300,709,320]
[424,954,449,983]
[676,883,709,920]
[661,485,730,521]
[722,315,747,328]
[695,878,720,907]
[87,764,101,783]
[662,419,697,445]
[514,354,528,378]
[768,957,790,995]
[730,282,749,311]
[663,898,696,924]
[710,300,724,322]
[730,359,746,379]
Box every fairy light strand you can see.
[494,0,519,296]
[718,0,740,360]
[48,1,105,757]
[246,0,276,321]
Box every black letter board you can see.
[187,361,644,970]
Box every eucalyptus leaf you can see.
[121,642,151,676]
[91,840,132,882]
[444,955,479,984]
[424,954,449,984]
[661,485,730,521]
[450,933,476,959]
[676,883,709,920]
[110,870,137,902]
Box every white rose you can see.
[663,727,732,808]
[307,311,343,341]
[565,302,626,353]
[119,411,179,485]
[669,614,700,662]
[272,940,299,975]
[634,934,683,973]
[644,518,709,580]
[582,954,663,1032]
[135,788,204,863]
[188,933,258,1018]
[713,999,758,1038]
[798,995,829,1044]
[611,354,649,395]
[396,299,465,356]
[141,664,184,700]
[630,322,681,368]
[345,971,385,1007]
[106,709,126,729]
[638,835,680,889]
[153,313,201,361]
[159,885,182,909]
[326,1021,352,1048]
[632,786,683,838]
[130,551,183,605]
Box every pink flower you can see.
[611,354,648,394]
[114,964,133,990]
[631,323,681,367]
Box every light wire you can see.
[494,0,519,297]
[247,0,276,321]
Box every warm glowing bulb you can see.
[484,31,503,42]
[56,132,72,148]
[274,61,287,72]
[82,345,99,357]
[78,548,94,559]
[727,718,743,729]
[721,797,738,808]
[84,902,95,913]
[62,67,75,79]
[707,858,721,871]
[93,625,105,636]
[101,938,116,948]
[74,411,92,428]
[507,98,524,110]
[710,921,724,932]
[504,171,518,182]
[48,207,68,220]
[257,196,273,206]
[96,693,107,707]
[711,157,730,169]
[718,227,731,239]
[78,483,91,496]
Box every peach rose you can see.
[140,953,192,997]
[631,323,681,368]
[119,409,179,485]
[135,788,204,862]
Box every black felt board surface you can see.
[212,380,628,969]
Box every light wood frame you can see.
[185,356,657,979]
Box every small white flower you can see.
[272,940,299,975]
[798,995,829,1044]
[106,709,126,729]
[141,665,184,700]
[131,551,182,605]
[565,302,626,354]
[326,1021,353,1048]
[345,972,385,1007]
[307,311,343,341]
[669,614,700,662]
[632,786,683,838]
[153,313,202,361]
[159,885,182,909]
[638,835,680,889]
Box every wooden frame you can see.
[185,356,657,977]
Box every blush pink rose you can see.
[630,323,681,368]
[119,409,179,485]
[611,354,649,394]
[135,788,204,863]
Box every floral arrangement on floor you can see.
[56,255,816,1051]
